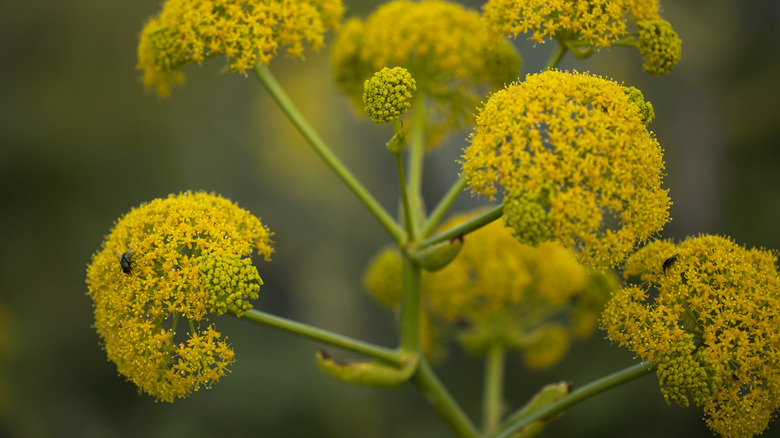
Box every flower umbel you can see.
[482,0,681,74]
[483,0,661,46]
[601,235,780,437]
[137,0,344,96]
[364,212,616,368]
[331,0,520,146]
[461,70,670,268]
[86,192,273,402]
[363,67,417,124]
[637,19,682,76]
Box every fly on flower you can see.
[119,247,134,275]
[662,253,679,276]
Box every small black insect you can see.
[662,253,679,276]
[119,248,134,275]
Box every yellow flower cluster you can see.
[483,0,658,47]
[331,0,520,145]
[86,192,273,402]
[364,212,616,369]
[482,0,681,74]
[363,67,417,124]
[601,235,780,437]
[137,0,344,96]
[461,70,670,268]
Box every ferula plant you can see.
[86,0,780,436]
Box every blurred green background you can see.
[1,0,779,437]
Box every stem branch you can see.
[482,342,505,435]
[493,361,657,438]
[233,308,403,365]
[419,203,503,249]
[420,176,468,239]
[252,64,405,244]
[412,358,480,438]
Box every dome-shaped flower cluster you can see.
[86,191,273,401]
[137,0,344,96]
[364,211,616,368]
[363,67,417,124]
[482,0,681,74]
[461,70,670,268]
[331,0,520,145]
[602,235,780,437]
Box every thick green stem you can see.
[252,64,405,244]
[420,176,468,239]
[399,253,421,353]
[419,203,504,249]
[407,92,427,236]
[545,42,569,70]
[233,308,403,366]
[413,357,480,438]
[483,342,506,436]
[493,361,657,438]
[395,151,415,239]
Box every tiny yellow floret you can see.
[86,191,273,402]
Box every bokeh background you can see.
[1,0,779,437]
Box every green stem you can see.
[412,357,480,438]
[252,63,405,244]
[483,342,505,436]
[399,253,421,353]
[545,41,569,70]
[419,203,504,249]
[420,176,468,239]
[407,92,428,236]
[233,308,403,366]
[493,361,657,438]
[395,151,415,239]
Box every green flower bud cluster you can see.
[199,254,263,316]
[363,67,417,123]
[657,334,721,408]
[637,19,682,76]
[503,184,553,247]
[623,86,655,125]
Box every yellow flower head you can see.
[363,246,404,309]
[363,67,417,124]
[484,0,658,46]
[601,235,780,437]
[86,191,273,402]
[428,213,616,369]
[461,70,670,269]
[137,0,344,96]
[364,210,616,368]
[483,0,681,74]
[331,0,520,146]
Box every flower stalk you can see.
[233,308,404,366]
[483,342,506,435]
[252,63,405,244]
[494,362,657,438]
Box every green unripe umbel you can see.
[363,67,417,123]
